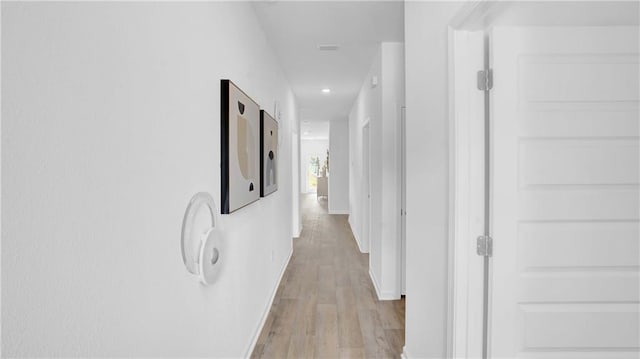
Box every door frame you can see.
[448,27,485,359]
[447,1,509,357]
[292,131,301,238]
[361,119,371,253]
[400,107,407,296]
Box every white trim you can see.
[291,131,302,240]
[448,27,486,359]
[399,105,407,297]
[328,209,349,215]
[447,25,457,359]
[447,1,508,356]
[361,118,371,254]
[400,347,411,359]
[449,0,512,30]
[368,268,397,301]
[0,3,3,354]
[361,117,370,129]
[243,248,293,358]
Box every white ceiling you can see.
[253,1,404,123]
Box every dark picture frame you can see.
[260,110,279,197]
[221,79,261,214]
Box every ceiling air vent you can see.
[318,44,340,51]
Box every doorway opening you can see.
[300,121,329,196]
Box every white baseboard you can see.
[348,215,356,236]
[293,225,302,239]
[328,209,349,215]
[243,248,293,358]
[401,346,410,359]
[349,218,367,253]
[368,268,398,301]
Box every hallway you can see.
[252,195,405,359]
[4,2,638,358]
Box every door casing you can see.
[447,2,510,357]
[362,120,371,254]
[447,2,640,357]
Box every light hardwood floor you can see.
[251,194,405,359]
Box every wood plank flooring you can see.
[251,194,405,359]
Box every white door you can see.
[490,26,639,358]
[362,123,371,253]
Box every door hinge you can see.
[477,69,493,91]
[476,235,493,257]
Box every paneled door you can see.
[490,26,639,358]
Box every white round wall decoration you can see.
[181,192,223,285]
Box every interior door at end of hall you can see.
[490,26,639,358]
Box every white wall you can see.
[348,43,405,300]
[2,2,297,357]
[403,2,464,358]
[300,139,329,194]
[349,49,381,253]
[328,120,349,214]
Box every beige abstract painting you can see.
[221,80,260,214]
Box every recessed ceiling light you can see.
[322,88,331,94]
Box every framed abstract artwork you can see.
[260,110,278,197]
[221,79,260,214]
